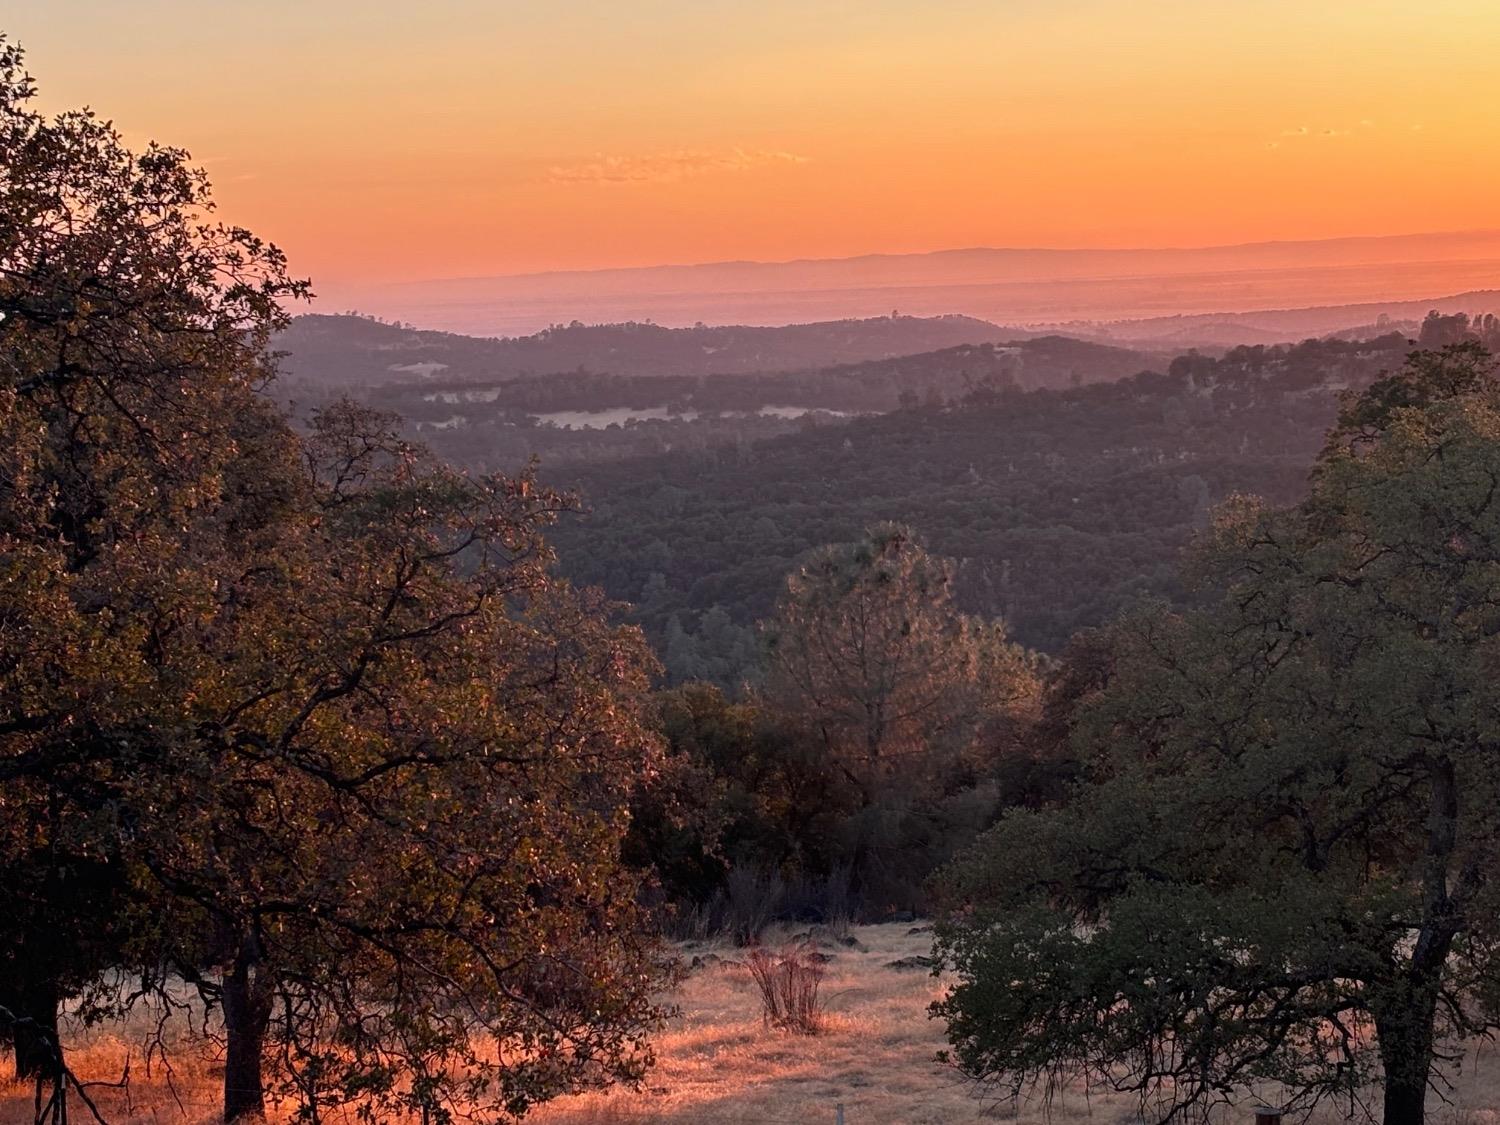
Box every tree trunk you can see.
[1375,752,1464,1125]
[222,937,273,1122]
[1382,1068,1427,1125]
[1375,983,1440,1125]
[4,974,60,1083]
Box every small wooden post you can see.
[836,1102,846,1125]
[1254,1106,1283,1125]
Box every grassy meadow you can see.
[5,924,1499,1125]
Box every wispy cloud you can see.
[547,147,810,185]
[1268,123,1359,149]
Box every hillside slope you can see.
[545,334,1415,672]
[274,313,1030,390]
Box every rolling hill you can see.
[273,312,1032,391]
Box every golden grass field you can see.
[4,923,1500,1125]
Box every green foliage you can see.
[760,527,1039,911]
[763,525,1037,798]
[626,683,858,922]
[625,532,1041,926]
[935,345,1500,1125]
[547,334,1415,680]
[660,608,762,686]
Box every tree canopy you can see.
[935,344,1500,1125]
[0,39,667,1124]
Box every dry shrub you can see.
[744,944,826,1035]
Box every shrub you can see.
[745,944,826,1035]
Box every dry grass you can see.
[0,1000,229,1125]
[5,925,1500,1124]
[528,923,978,1125]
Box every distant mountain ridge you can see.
[1072,288,1500,346]
[371,230,1500,294]
[320,230,1500,335]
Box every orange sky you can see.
[9,1,1500,288]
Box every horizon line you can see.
[366,227,1500,290]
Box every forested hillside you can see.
[358,336,1157,471]
[275,311,1031,391]
[272,315,1495,672]
[545,333,1417,678]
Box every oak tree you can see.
[0,41,668,1123]
[936,345,1500,1125]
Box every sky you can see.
[7,1,1500,289]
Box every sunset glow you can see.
[12,0,1500,290]
[14,7,1500,1122]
